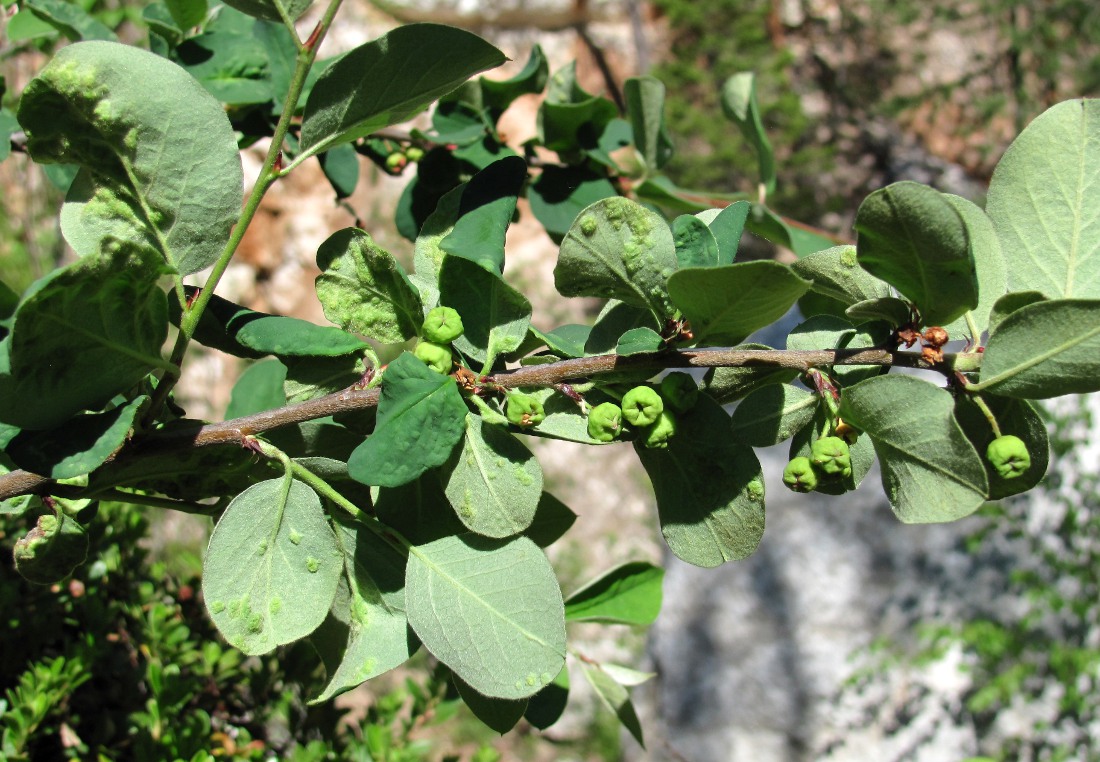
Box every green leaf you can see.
[696,201,750,265]
[954,395,1048,500]
[532,324,590,359]
[0,244,168,430]
[720,72,775,195]
[523,667,569,730]
[165,0,206,30]
[19,41,243,276]
[528,165,617,244]
[791,245,891,307]
[987,99,1100,299]
[580,660,645,748]
[511,388,604,445]
[374,471,468,546]
[703,344,798,404]
[729,384,818,447]
[616,327,663,356]
[624,76,673,171]
[439,255,532,370]
[225,359,286,419]
[202,476,343,655]
[405,534,566,699]
[441,415,543,538]
[523,492,577,548]
[972,299,1100,398]
[479,44,548,119]
[844,297,913,327]
[230,313,369,358]
[839,375,988,523]
[538,63,618,155]
[24,0,116,41]
[987,291,1046,336]
[220,0,310,23]
[300,24,506,157]
[672,215,720,268]
[168,289,263,359]
[310,515,417,703]
[411,183,465,305]
[854,181,978,326]
[5,396,146,479]
[667,261,811,345]
[174,32,273,105]
[347,352,467,487]
[564,561,663,625]
[584,300,662,357]
[556,197,678,320]
[942,195,1007,340]
[283,354,365,404]
[636,396,766,567]
[315,228,423,344]
[439,156,527,275]
[745,203,839,257]
[0,109,19,164]
[454,674,528,734]
[318,143,360,199]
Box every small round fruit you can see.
[413,341,452,374]
[621,385,664,427]
[405,146,425,162]
[506,393,545,427]
[385,152,407,171]
[986,434,1031,479]
[641,410,678,449]
[422,306,464,344]
[587,402,624,442]
[659,372,699,413]
[811,436,852,478]
[783,457,819,493]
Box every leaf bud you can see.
[659,372,699,413]
[413,341,452,374]
[811,436,852,478]
[422,306,465,344]
[641,410,678,449]
[783,457,819,492]
[587,402,623,442]
[506,393,545,427]
[986,434,1031,479]
[621,385,664,427]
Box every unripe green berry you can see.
[405,146,425,162]
[783,457,819,493]
[385,152,407,171]
[422,306,464,343]
[622,385,664,427]
[641,410,678,449]
[811,436,852,478]
[413,341,452,374]
[659,372,699,413]
[506,393,545,427]
[986,434,1031,479]
[587,402,623,442]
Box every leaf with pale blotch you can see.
[973,299,1100,399]
[310,515,417,704]
[347,353,467,488]
[987,99,1100,300]
[0,244,168,430]
[729,384,818,447]
[300,25,506,157]
[19,42,242,275]
[405,534,566,700]
[316,228,423,344]
[564,561,663,625]
[854,182,977,327]
[203,477,343,655]
[556,197,678,321]
[667,261,810,346]
[636,396,765,567]
[791,245,890,307]
[840,375,988,523]
[441,415,543,538]
[672,215,719,268]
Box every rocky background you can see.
[3,1,1100,760]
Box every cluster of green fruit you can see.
[584,373,699,448]
[782,435,852,493]
[384,145,425,172]
[414,306,463,373]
